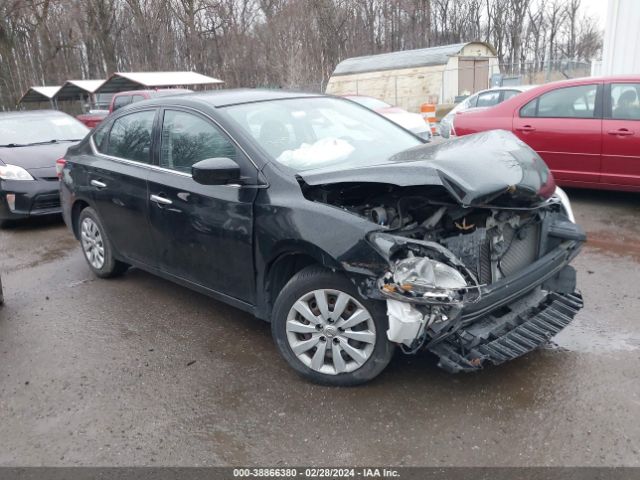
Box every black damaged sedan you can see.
[0,110,89,227]
[60,90,585,385]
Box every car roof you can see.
[0,109,71,119]
[524,75,640,92]
[472,85,537,95]
[113,88,193,96]
[140,88,322,108]
[343,94,377,99]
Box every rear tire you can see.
[77,207,129,278]
[271,266,394,386]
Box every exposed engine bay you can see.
[301,180,585,371]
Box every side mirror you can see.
[192,157,242,185]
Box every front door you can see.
[513,83,602,185]
[90,109,157,265]
[147,108,258,303]
[602,82,640,187]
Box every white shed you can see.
[326,42,498,112]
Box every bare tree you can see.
[0,0,603,110]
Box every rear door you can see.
[89,109,157,265]
[601,82,640,187]
[513,83,603,184]
[146,107,258,303]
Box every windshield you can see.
[0,114,89,146]
[223,97,422,172]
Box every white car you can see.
[344,95,432,141]
[440,85,537,138]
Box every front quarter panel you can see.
[253,165,389,318]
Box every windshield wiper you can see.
[0,139,83,148]
[27,139,83,146]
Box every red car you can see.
[76,89,192,129]
[453,76,640,191]
[76,110,108,129]
[108,88,192,113]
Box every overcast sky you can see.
[581,0,609,29]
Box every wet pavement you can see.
[0,189,639,466]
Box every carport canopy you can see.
[95,71,224,94]
[54,80,105,101]
[18,86,61,104]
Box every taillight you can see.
[55,158,66,178]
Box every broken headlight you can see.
[393,255,467,292]
[367,232,479,304]
[386,254,468,303]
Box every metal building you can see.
[325,42,498,112]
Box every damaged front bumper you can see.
[373,232,584,371]
[430,287,583,373]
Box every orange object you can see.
[420,103,437,135]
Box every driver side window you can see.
[160,110,236,174]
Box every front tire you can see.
[271,266,394,386]
[78,207,129,278]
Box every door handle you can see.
[150,194,172,206]
[90,179,107,189]
[607,128,634,136]
[516,125,536,132]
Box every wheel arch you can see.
[70,199,91,240]
[259,241,344,321]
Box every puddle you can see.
[585,230,640,262]
[550,322,640,354]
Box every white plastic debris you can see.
[386,299,425,346]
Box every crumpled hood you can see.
[0,142,74,172]
[298,130,556,207]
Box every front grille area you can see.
[498,223,541,277]
[473,291,582,364]
[32,194,61,211]
[442,220,543,284]
[478,241,492,284]
[429,291,584,373]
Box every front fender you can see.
[253,182,391,316]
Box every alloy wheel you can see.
[80,217,105,269]
[285,289,377,375]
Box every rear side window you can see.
[160,110,236,174]
[131,95,146,104]
[92,121,111,152]
[112,96,131,111]
[521,84,598,118]
[476,91,500,107]
[502,90,520,101]
[105,110,156,163]
[463,95,478,108]
[610,83,640,120]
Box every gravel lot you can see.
[0,188,638,466]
